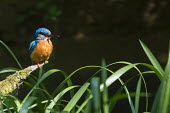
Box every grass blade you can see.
[109,75,136,112]
[0,40,22,69]
[84,97,92,113]
[139,40,164,76]
[91,77,101,113]
[0,68,18,74]
[135,76,142,113]
[151,72,170,113]
[51,70,74,104]
[118,78,135,113]
[0,103,3,113]
[53,66,100,96]
[63,82,90,112]
[21,69,61,107]
[110,92,151,101]
[140,63,162,80]
[101,59,109,113]
[45,86,79,113]
[165,41,170,75]
[100,63,137,90]
[76,94,92,113]
[19,97,36,113]
[100,63,137,113]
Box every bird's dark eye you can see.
[39,32,51,37]
[45,34,53,37]
[45,34,51,37]
[47,34,53,37]
[40,32,46,35]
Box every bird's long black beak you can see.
[47,34,60,38]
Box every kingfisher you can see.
[29,28,57,67]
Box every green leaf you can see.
[139,40,164,76]
[45,86,79,113]
[0,40,22,69]
[100,63,137,90]
[165,41,170,76]
[135,77,142,113]
[91,77,101,113]
[110,92,151,101]
[151,72,170,113]
[53,66,100,96]
[19,97,36,113]
[0,68,18,74]
[21,69,61,108]
[84,95,92,113]
[109,75,136,111]
[101,59,109,113]
[101,63,137,113]
[118,78,135,113]
[76,94,92,113]
[0,100,3,113]
[140,63,162,80]
[63,82,90,112]
[2,95,21,112]
[51,70,74,102]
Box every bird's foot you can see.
[44,61,48,64]
[37,63,40,68]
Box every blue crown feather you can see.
[34,28,51,37]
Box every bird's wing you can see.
[29,40,40,54]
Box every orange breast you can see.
[30,39,53,64]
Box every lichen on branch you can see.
[0,62,47,95]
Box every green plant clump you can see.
[0,40,169,113]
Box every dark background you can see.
[0,0,169,112]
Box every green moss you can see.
[0,63,45,95]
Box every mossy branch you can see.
[0,62,47,95]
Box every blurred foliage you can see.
[17,0,61,22]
